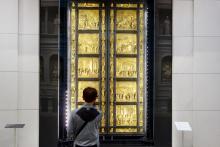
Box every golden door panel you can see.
[116,82,137,102]
[116,10,137,30]
[71,1,145,134]
[78,57,99,78]
[78,34,99,54]
[116,34,137,54]
[116,58,137,78]
[116,105,137,126]
[78,10,99,30]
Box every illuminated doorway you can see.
[59,0,154,143]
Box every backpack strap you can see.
[74,121,88,139]
[74,107,100,139]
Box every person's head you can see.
[83,87,98,103]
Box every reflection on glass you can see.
[78,34,99,54]
[116,82,137,102]
[116,58,137,78]
[78,81,99,102]
[117,10,137,30]
[116,105,137,126]
[78,58,99,78]
[79,10,99,30]
[116,34,137,54]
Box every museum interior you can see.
[40,0,171,146]
[0,0,220,147]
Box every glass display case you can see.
[69,0,147,136]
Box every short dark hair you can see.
[83,87,98,103]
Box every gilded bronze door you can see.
[69,0,147,136]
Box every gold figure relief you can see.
[116,34,137,54]
[78,58,99,78]
[78,10,99,30]
[116,105,137,126]
[78,34,99,54]
[116,82,137,102]
[117,10,137,30]
[116,58,137,78]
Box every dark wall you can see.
[40,0,59,147]
[154,0,172,146]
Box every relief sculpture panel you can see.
[78,10,99,30]
[78,34,99,54]
[116,82,137,102]
[78,57,99,78]
[116,58,137,78]
[117,10,137,30]
[116,105,137,126]
[116,34,137,54]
